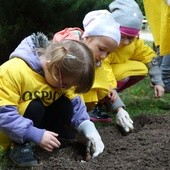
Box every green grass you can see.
[1,76,170,169]
[0,149,13,169]
[119,76,170,116]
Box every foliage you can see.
[0,0,113,64]
[135,0,145,15]
[0,0,144,64]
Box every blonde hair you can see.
[39,39,95,93]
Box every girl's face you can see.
[119,33,135,47]
[44,62,77,89]
[83,36,118,66]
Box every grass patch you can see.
[119,76,170,116]
[0,148,13,169]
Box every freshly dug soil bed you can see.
[10,114,170,169]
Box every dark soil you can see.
[5,114,170,169]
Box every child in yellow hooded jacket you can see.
[89,0,165,132]
[0,33,105,167]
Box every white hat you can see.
[82,10,120,45]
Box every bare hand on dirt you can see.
[39,130,61,152]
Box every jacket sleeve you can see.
[102,55,117,88]
[110,89,126,112]
[130,38,157,64]
[71,96,90,129]
[0,105,45,144]
[147,57,164,87]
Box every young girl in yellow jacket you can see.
[89,0,165,131]
[0,34,104,167]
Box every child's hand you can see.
[107,88,117,102]
[39,130,61,152]
[154,85,165,97]
[77,120,104,160]
[116,107,134,132]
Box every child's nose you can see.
[99,52,107,60]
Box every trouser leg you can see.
[24,95,75,139]
[42,95,75,139]
[117,76,145,92]
[24,99,45,127]
[159,54,170,92]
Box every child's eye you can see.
[99,48,104,51]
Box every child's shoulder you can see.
[0,58,29,76]
[1,58,26,68]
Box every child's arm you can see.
[71,96,104,159]
[110,90,134,132]
[77,120,104,159]
[0,105,45,144]
[147,57,165,97]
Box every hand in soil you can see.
[85,152,92,162]
[85,141,92,161]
